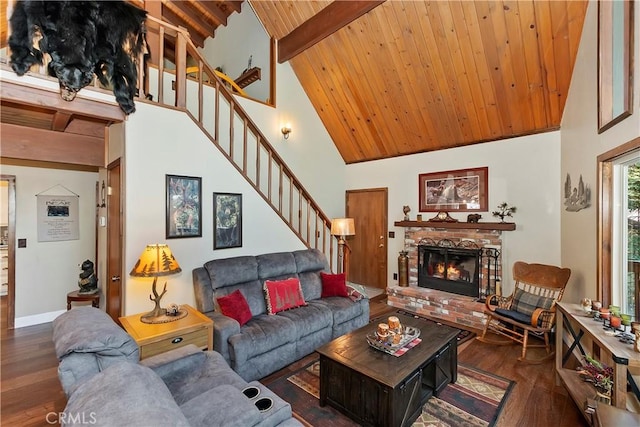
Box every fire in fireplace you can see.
[418,242,481,298]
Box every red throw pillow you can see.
[217,289,252,326]
[320,272,349,298]
[264,278,306,315]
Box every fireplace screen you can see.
[418,245,480,298]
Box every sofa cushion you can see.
[277,303,333,339]
[217,289,252,326]
[264,278,307,315]
[52,306,139,396]
[229,315,296,364]
[205,256,259,289]
[63,362,190,427]
[320,272,349,298]
[310,297,364,325]
[180,384,262,427]
[257,252,297,278]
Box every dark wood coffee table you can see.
[316,312,459,427]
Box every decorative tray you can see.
[366,326,421,355]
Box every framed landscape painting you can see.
[418,167,488,212]
[214,192,242,249]
[166,174,202,238]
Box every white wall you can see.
[200,2,271,103]
[559,0,640,304]
[0,164,97,325]
[122,103,309,315]
[236,63,347,219]
[346,132,562,294]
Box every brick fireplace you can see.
[389,220,515,331]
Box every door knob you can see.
[379,243,384,247]
[111,275,121,282]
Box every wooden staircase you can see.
[141,17,340,270]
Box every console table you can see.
[555,302,639,412]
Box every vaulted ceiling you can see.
[1,1,588,165]
[157,0,588,163]
[250,1,588,163]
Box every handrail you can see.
[142,18,338,269]
[0,12,341,270]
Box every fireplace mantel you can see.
[394,220,516,231]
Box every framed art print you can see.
[214,192,242,249]
[166,174,202,238]
[418,167,488,212]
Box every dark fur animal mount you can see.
[9,1,147,114]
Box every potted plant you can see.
[492,202,516,222]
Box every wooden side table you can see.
[119,304,213,359]
[67,290,100,310]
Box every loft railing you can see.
[0,15,340,270]
[141,17,339,269]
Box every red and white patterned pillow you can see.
[263,278,307,315]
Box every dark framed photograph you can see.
[214,192,242,249]
[418,167,488,212]
[166,174,202,238]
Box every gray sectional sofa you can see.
[52,307,301,427]
[192,249,370,381]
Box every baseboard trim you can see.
[15,309,66,328]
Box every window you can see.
[599,138,640,321]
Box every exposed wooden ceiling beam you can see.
[163,0,213,36]
[224,1,243,14]
[51,112,72,132]
[193,1,228,27]
[162,5,206,47]
[1,81,124,122]
[277,0,385,63]
[1,123,104,167]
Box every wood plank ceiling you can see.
[1,1,588,166]
[251,0,588,164]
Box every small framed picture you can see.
[166,175,202,238]
[213,192,242,249]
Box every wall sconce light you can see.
[281,124,292,140]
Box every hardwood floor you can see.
[1,295,586,426]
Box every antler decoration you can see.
[145,277,168,318]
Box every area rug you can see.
[373,308,476,346]
[269,357,514,427]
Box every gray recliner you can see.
[52,307,301,427]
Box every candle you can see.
[610,316,622,329]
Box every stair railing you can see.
[142,17,339,270]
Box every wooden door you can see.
[346,188,388,289]
[106,159,122,322]
[1,175,16,330]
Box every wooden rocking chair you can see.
[477,261,571,363]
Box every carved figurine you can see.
[78,260,98,294]
[402,205,411,221]
[467,214,482,223]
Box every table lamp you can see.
[331,218,355,277]
[130,244,185,324]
